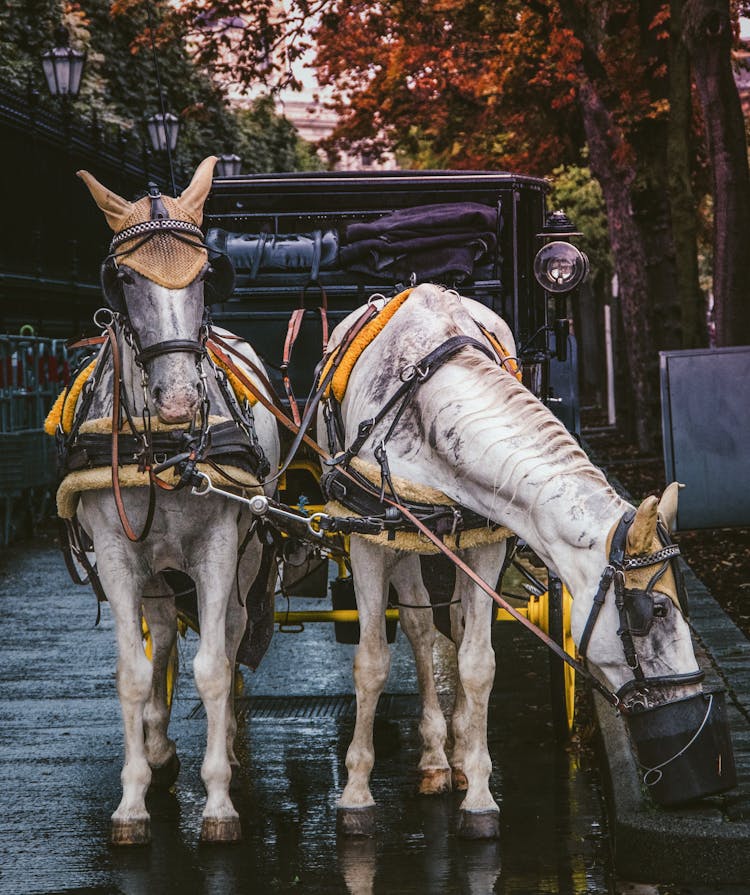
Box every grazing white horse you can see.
[64,158,280,844]
[321,283,700,839]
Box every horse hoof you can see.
[337,805,376,837]
[418,767,452,795]
[200,815,242,843]
[451,768,468,791]
[111,817,151,846]
[457,809,500,840]
[149,753,180,789]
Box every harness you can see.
[318,294,519,543]
[197,325,701,715]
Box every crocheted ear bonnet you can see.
[77,156,218,289]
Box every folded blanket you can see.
[340,202,497,283]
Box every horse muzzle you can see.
[151,382,202,424]
[625,687,737,806]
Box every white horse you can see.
[321,283,700,839]
[67,158,280,844]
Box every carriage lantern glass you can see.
[533,241,589,294]
[146,112,180,153]
[41,27,86,98]
[215,153,242,177]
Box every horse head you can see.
[78,156,234,424]
[575,482,701,712]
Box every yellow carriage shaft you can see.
[273,586,573,637]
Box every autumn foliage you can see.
[314,1,586,173]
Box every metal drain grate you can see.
[188,693,421,721]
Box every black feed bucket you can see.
[626,688,736,806]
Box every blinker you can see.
[623,587,662,636]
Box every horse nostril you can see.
[152,386,163,404]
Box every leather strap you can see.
[281,308,306,425]
[136,338,205,366]
[280,283,330,425]
[105,323,157,542]
[208,331,280,407]
[67,335,107,350]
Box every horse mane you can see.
[412,312,623,519]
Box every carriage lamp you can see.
[215,153,242,177]
[533,241,589,294]
[146,112,180,153]
[41,27,86,98]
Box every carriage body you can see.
[204,170,580,436]
[204,171,579,732]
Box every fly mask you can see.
[78,157,235,423]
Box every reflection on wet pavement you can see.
[2,541,613,894]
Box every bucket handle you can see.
[641,693,714,787]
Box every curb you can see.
[592,559,750,884]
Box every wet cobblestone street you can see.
[0,537,628,894]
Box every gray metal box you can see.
[660,346,750,530]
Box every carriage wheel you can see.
[546,575,575,738]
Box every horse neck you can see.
[408,359,631,592]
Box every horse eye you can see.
[118,271,134,286]
[653,598,670,618]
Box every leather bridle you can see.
[577,510,703,706]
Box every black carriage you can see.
[204,169,587,734]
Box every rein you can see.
[193,329,637,712]
[200,318,707,714]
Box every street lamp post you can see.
[41,26,86,100]
[41,26,86,284]
[146,112,180,153]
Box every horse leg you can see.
[448,615,469,792]
[224,539,261,774]
[338,537,398,837]
[390,556,451,795]
[141,577,179,789]
[453,543,505,840]
[98,562,154,846]
[191,550,242,843]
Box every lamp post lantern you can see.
[41,27,86,98]
[215,153,242,177]
[146,112,180,153]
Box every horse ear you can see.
[178,156,218,225]
[77,170,134,231]
[658,482,684,532]
[627,495,659,554]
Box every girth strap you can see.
[322,465,493,537]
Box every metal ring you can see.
[92,307,115,330]
[399,364,418,382]
[367,292,387,306]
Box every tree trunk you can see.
[578,80,660,452]
[668,0,708,348]
[684,0,750,346]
